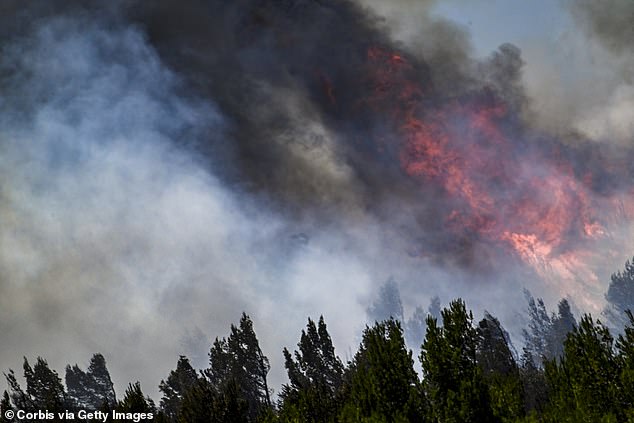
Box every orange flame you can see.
[357,46,634,302]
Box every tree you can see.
[279,316,344,422]
[544,315,622,421]
[4,369,31,412]
[615,310,634,418]
[24,357,68,414]
[405,306,427,352]
[177,379,216,423]
[523,292,576,366]
[66,353,116,410]
[428,296,442,323]
[477,313,523,422]
[0,391,13,423]
[159,356,198,422]
[546,299,576,361]
[367,278,404,323]
[518,349,547,416]
[405,296,442,351]
[340,319,425,422]
[421,300,494,422]
[522,290,551,366]
[604,257,634,330]
[178,378,249,423]
[116,382,156,422]
[3,357,69,422]
[205,313,272,421]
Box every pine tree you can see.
[340,319,425,422]
[279,316,344,422]
[522,290,551,366]
[0,391,13,423]
[544,315,622,421]
[421,300,494,422]
[546,299,576,361]
[209,379,249,423]
[405,305,427,349]
[66,353,116,411]
[205,313,272,421]
[615,310,634,417]
[159,356,198,422]
[4,369,31,412]
[604,257,634,330]
[367,278,404,323]
[518,349,547,415]
[477,313,523,422]
[428,295,442,323]
[177,379,215,423]
[23,357,68,414]
[116,382,156,422]
[405,296,442,351]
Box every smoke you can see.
[517,0,634,144]
[1,0,633,400]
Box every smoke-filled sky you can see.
[1,0,633,399]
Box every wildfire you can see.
[352,46,634,294]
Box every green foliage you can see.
[205,313,272,421]
[178,377,249,423]
[477,313,524,422]
[340,319,425,422]
[518,350,547,415]
[421,299,495,422]
[117,382,156,414]
[617,310,634,410]
[159,356,198,422]
[279,316,344,423]
[12,285,634,423]
[177,378,216,423]
[543,315,623,421]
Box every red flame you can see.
[363,47,599,254]
[351,46,634,305]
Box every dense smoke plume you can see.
[0,0,632,397]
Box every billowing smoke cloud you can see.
[1,0,633,399]
[518,0,634,144]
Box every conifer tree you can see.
[522,291,551,366]
[205,313,271,421]
[421,300,494,422]
[518,349,547,415]
[0,391,13,423]
[544,315,622,421]
[477,313,523,422]
[604,257,634,330]
[66,353,116,411]
[546,299,576,361]
[405,296,442,351]
[159,356,198,422]
[116,382,156,420]
[280,316,344,422]
[177,379,216,423]
[4,369,31,412]
[340,319,425,422]
[23,357,68,414]
[367,278,404,323]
